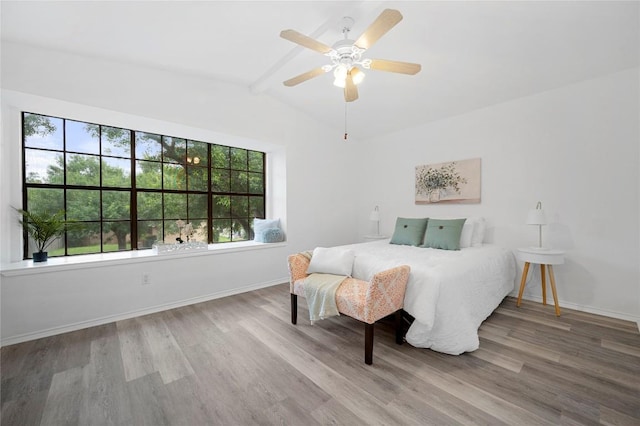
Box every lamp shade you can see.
[527,201,547,225]
[526,201,548,249]
[526,208,547,225]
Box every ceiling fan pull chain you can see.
[344,102,348,140]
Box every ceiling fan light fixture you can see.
[334,64,348,80]
[334,66,365,87]
[333,64,349,87]
[350,67,365,85]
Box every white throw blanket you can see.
[303,273,346,323]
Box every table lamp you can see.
[526,201,548,250]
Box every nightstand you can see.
[516,248,565,316]
[363,235,388,242]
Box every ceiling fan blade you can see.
[280,29,333,54]
[283,67,327,87]
[354,9,403,50]
[344,71,359,102]
[369,59,422,75]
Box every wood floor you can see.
[2,283,639,426]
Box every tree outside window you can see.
[21,112,265,258]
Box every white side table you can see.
[516,248,565,316]
[363,235,388,242]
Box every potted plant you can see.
[14,208,78,262]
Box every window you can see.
[22,112,265,258]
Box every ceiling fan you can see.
[280,9,421,102]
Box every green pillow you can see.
[390,217,429,246]
[422,218,467,250]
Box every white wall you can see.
[0,42,361,344]
[2,40,638,344]
[357,68,640,321]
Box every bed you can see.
[331,238,517,355]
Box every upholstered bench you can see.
[287,252,410,365]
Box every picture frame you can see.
[415,158,481,204]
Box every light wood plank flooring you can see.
[2,283,639,425]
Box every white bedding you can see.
[337,239,517,355]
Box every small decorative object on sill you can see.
[153,241,208,256]
[174,220,196,244]
[184,223,194,242]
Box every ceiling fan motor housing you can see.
[329,39,368,71]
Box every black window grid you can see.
[21,112,266,259]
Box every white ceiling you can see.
[2,1,639,140]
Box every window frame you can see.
[21,111,266,259]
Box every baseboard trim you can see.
[511,292,640,326]
[1,277,289,347]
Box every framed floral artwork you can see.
[415,158,481,204]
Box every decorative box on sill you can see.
[152,241,208,256]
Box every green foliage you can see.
[50,243,121,256]
[14,207,81,253]
[23,114,56,138]
[23,115,266,253]
[416,162,468,196]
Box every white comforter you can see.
[338,240,516,355]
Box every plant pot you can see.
[33,251,48,262]
[429,190,441,203]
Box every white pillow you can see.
[253,218,280,241]
[470,217,486,246]
[459,221,474,248]
[307,247,355,277]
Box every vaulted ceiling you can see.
[2,1,638,139]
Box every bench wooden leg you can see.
[395,310,404,345]
[290,294,297,325]
[365,323,374,365]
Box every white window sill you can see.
[0,241,287,277]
